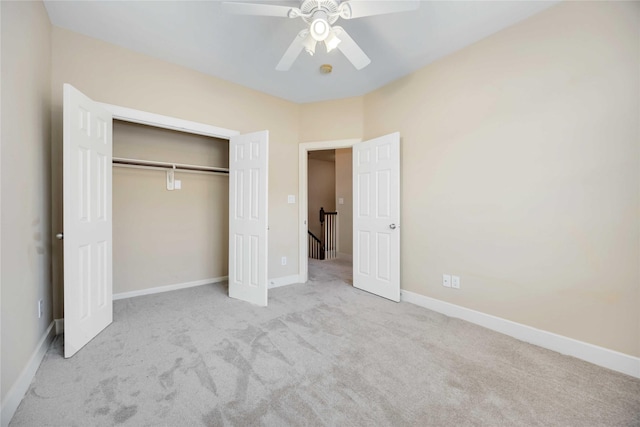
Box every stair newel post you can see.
[320,207,326,260]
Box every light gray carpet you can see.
[10,259,640,426]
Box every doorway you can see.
[298,139,359,284]
[307,148,353,284]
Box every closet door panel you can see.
[63,84,113,358]
[229,131,268,306]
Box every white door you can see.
[63,84,113,358]
[229,131,269,306]
[353,132,401,302]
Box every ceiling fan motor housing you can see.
[300,0,341,25]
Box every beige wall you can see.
[113,121,229,294]
[335,148,353,256]
[300,97,363,142]
[364,1,640,356]
[1,1,52,403]
[114,121,229,167]
[308,156,336,238]
[51,27,301,318]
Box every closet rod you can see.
[113,163,229,176]
[112,156,229,175]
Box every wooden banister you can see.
[308,230,324,260]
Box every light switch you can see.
[338,198,344,205]
[174,180,182,190]
[287,195,296,204]
[452,276,460,289]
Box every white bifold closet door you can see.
[228,131,269,306]
[353,132,401,302]
[63,84,113,358]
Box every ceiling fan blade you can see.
[276,30,308,71]
[339,0,420,19]
[222,2,299,18]
[333,26,371,70]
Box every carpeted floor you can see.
[10,258,640,426]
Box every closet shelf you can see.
[112,156,229,175]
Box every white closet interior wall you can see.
[113,120,229,295]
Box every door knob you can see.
[56,233,64,240]
[389,224,397,230]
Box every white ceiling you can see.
[44,1,557,104]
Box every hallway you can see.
[308,257,352,286]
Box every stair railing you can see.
[308,231,324,260]
[320,207,338,260]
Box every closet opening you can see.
[111,120,230,299]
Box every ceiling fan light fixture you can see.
[302,34,317,56]
[338,2,352,19]
[325,31,341,52]
[310,17,330,41]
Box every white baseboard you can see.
[269,274,303,289]
[1,321,56,427]
[112,276,228,301]
[401,290,640,379]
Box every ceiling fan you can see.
[222,0,420,71]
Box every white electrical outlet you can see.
[281,256,287,266]
[452,275,461,289]
[443,274,451,288]
[38,299,44,318]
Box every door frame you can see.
[96,103,244,296]
[298,138,361,283]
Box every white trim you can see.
[268,274,303,289]
[300,139,359,151]
[299,139,361,284]
[1,322,56,427]
[98,103,239,139]
[112,277,228,301]
[401,290,640,379]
